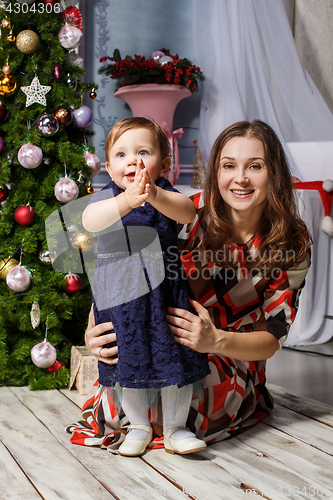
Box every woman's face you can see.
[217,136,269,218]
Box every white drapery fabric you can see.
[192,0,333,345]
[192,0,333,180]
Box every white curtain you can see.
[192,0,333,345]
[192,0,333,180]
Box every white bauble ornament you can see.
[6,265,31,291]
[54,177,79,203]
[84,152,101,177]
[31,341,57,368]
[59,25,82,49]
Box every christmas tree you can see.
[0,0,99,389]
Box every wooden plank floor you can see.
[0,384,332,500]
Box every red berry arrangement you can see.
[99,48,204,93]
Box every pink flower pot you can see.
[114,84,191,185]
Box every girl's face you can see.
[105,127,169,190]
[217,136,269,218]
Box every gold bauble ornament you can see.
[1,19,11,29]
[0,74,17,95]
[89,88,97,100]
[86,181,94,194]
[71,231,95,252]
[0,258,19,279]
[6,30,15,42]
[16,30,40,54]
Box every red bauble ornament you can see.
[45,0,57,6]
[14,204,36,226]
[62,6,82,30]
[45,358,65,372]
[63,272,82,294]
[0,185,9,203]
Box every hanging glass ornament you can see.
[54,105,73,126]
[39,249,55,264]
[1,19,11,29]
[86,181,94,194]
[66,51,83,68]
[73,105,93,128]
[62,6,83,29]
[51,62,63,80]
[18,143,43,169]
[54,177,79,203]
[66,73,77,89]
[45,359,65,372]
[6,265,31,292]
[84,152,101,176]
[63,272,82,294]
[0,185,9,203]
[58,25,82,49]
[36,113,59,136]
[89,88,97,100]
[0,72,17,95]
[30,301,41,329]
[6,29,15,43]
[14,204,36,226]
[31,341,57,368]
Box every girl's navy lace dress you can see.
[90,177,210,390]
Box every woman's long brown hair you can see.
[201,120,311,272]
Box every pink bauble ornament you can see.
[54,177,79,203]
[84,152,101,177]
[150,50,165,63]
[58,25,82,49]
[6,265,31,292]
[73,105,93,128]
[31,341,57,368]
[51,62,63,80]
[18,143,43,169]
[14,204,36,226]
[63,272,82,294]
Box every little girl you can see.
[82,117,210,456]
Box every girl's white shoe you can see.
[118,424,153,456]
[164,426,207,454]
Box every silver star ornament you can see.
[21,76,51,107]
